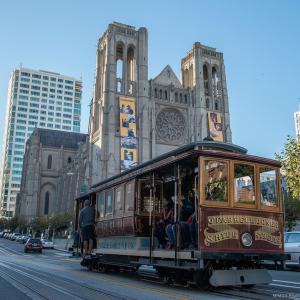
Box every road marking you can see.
[0,248,17,256]
[0,262,83,299]
[270,283,300,289]
[66,269,194,300]
[273,279,300,286]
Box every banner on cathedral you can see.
[119,97,137,171]
[208,112,224,142]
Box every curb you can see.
[54,247,71,253]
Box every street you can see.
[0,238,299,300]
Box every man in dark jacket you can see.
[79,199,96,256]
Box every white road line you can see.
[270,283,300,289]
[273,279,300,286]
[0,248,16,256]
[0,262,83,299]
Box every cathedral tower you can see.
[181,43,232,142]
[89,22,149,184]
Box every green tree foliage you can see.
[49,212,72,231]
[276,135,300,230]
[284,196,300,231]
[276,136,300,200]
[29,216,48,232]
[7,217,19,232]
[0,218,8,231]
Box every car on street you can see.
[284,231,300,268]
[41,239,54,249]
[21,235,31,243]
[24,238,43,253]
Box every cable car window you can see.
[97,192,105,218]
[203,160,228,202]
[234,164,255,205]
[115,185,124,213]
[260,167,278,207]
[105,190,113,215]
[125,180,135,212]
[139,179,161,213]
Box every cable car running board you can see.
[209,269,272,287]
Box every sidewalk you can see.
[53,238,73,253]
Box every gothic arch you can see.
[203,64,209,80]
[212,65,219,82]
[44,191,50,215]
[47,154,52,169]
[40,183,56,216]
[127,44,136,81]
[116,41,125,93]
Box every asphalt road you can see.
[0,238,300,300]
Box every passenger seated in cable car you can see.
[154,198,174,249]
[179,192,196,249]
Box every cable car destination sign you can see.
[203,214,282,248]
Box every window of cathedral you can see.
[116,42,124,93]
[47,155,52,169]
[44,191,49,215]
[206,98,210,109]
[184,94,188,104]
[203,65,209,93]
[127,47,135,82]
[159,89,162,99]
[154,88,157,98]
[175,92,178,102]
[164,90,168,101]
[67,157,72,164]
[179,93,183,103]
[215,99,219,111]
[117,81,122,93]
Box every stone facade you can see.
[16,128,88,222]
[89,22,232,185]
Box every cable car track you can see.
[0,260,134,300]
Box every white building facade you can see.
[0,68,82,217]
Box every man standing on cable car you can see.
[79,199,96,257]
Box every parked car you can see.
[15,236,23,242]
[0,231,8,238]
[41,239,54,249]
[284,231,300,267]
[11,233,22,241]
[21,235,30,244]
[24,238,43,253]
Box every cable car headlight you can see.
[241,232,253,247]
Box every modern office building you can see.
[0,68,82,217]
[295,103,300,140]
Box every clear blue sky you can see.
[0,0,299,159]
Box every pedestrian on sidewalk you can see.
[79,199,96,257]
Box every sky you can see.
[0,0,299,159]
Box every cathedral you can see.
[89,22,232,185]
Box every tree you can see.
[7,217,19,232]
[49,212,73,238]
[29,216,48,233]
[284,196,300,231]
[0,218,8,231]
[275,136,300,200]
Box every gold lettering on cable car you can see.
[205,215,281,247]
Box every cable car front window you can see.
[234,164,255,205]
[203,160,228,202]
[260,167,278,208]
